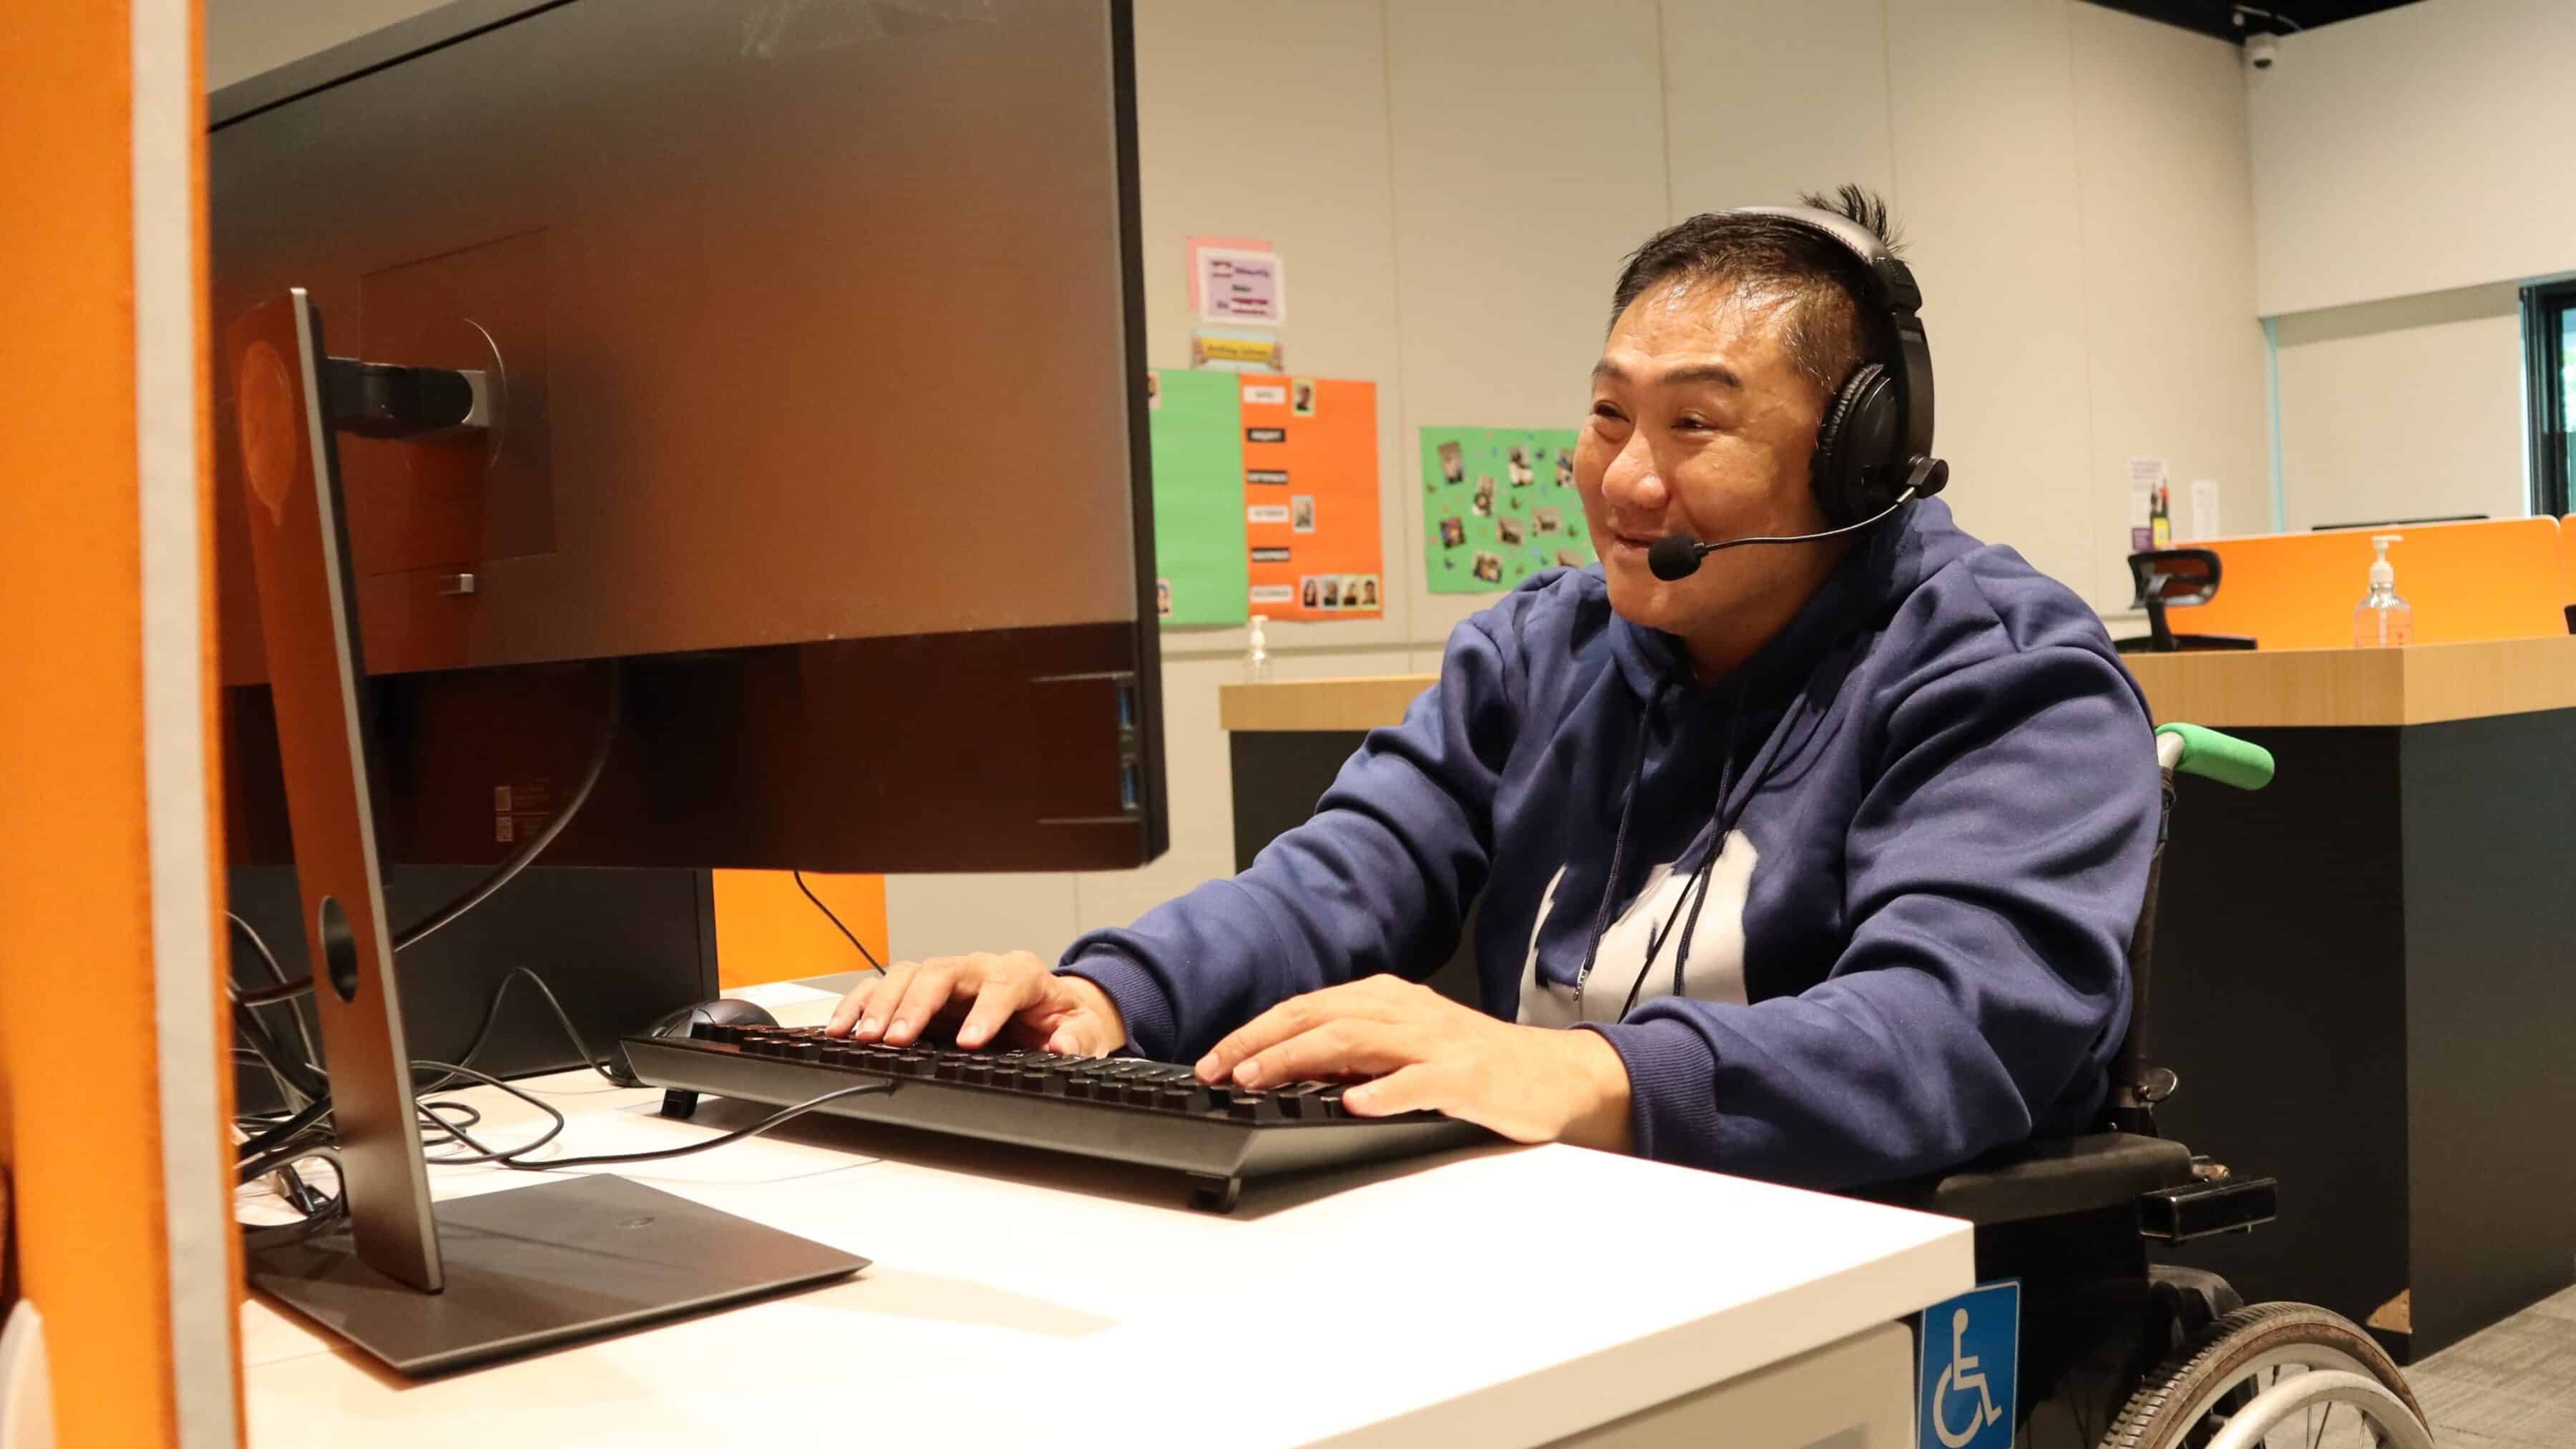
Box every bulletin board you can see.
[1148,371,1384,625]
[1242,377,1382,621]
[1146,369,1251,625]
[1421,426,1594,592]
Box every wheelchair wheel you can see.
[2098,1302,2431,1449]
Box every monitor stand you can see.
[226,288,864,1377]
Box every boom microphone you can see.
[1646,460,1946,581]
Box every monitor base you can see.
[246,1174,866,1377]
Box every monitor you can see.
[210,0,1166,876]
[210,0,1161,1372]
[2310,514,2489,532]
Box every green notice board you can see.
[1149,369,1249,625]
[1421,426,1594,593]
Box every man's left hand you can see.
[1193,975,1634,1151]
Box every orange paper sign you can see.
[1239,378,1382,620]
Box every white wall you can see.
[2273,284,2527,530]
[2249,0,2576,318]
[2243,0,2562,532]
[205,0,2272,966]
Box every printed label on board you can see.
[1251,547,1292,562]
[1246,469,1289,484]
[1249,585,1294,605]
[1241,384,1287,405]
[1247,504,1290,525]
[1246,427,1286,443]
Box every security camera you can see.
[2245,31,2280,69]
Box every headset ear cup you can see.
[1812,364,1895,527]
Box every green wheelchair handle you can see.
[2155,723,2274,791]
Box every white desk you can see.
[242,986,1971,1448]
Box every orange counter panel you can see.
[2180,517,2564,650]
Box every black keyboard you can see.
[622,1023,1489,1210]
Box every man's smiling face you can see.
[1574,276,1842,659]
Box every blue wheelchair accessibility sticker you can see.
[1918,1279,2019,1449]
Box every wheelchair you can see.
[1858,723,2436,1449]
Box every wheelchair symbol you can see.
[1931,1307,2005,1448]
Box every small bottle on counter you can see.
[2351,535,2413,648]
[1244,613,1272,683]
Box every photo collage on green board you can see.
[1420,426,1596,594]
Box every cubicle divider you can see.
[0,1,243,1443]
[2560,517,2576,620]
[2180,517,2565,649]
[713,871,890,990]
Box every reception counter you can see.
[1219,636,2576,1361]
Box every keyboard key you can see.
[1276,1082,1332,1119]
[1226,1093,1282,1123]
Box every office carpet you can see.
[2404,1283,2576,1446]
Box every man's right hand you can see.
[824,950,1128,1056]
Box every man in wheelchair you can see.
[838,188,2157,1183]
[832,191,2432,1443]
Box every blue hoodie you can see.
[1061,497,2160,1191]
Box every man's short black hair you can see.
[1608,185,1905,406]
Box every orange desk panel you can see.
[2182,517,2563,650]
[713,871,890,989]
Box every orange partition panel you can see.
[2179,517,2565,650]
[0,1,237,1444]
[713,871,892,990]
[2559,517,2576,613]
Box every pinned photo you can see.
[1156,578,1172,617]
[1291,494,1317,533]
[1317,576,1342,609]
[1556,548,1586,567]
[1439,515,1468,549]
[1360,575,1380,608]
[1496,515,1526,547]
[1301,577,1320,608]
[1533,507,1563,535]
[1291,379,1318,417]
[1473,476,1496,517]
[1506,445,1534,488]
[1438,440,1465,487]
[1342,576,1365,608]
[1554,448,1574,487]
[1146,372,1161,411]
[1473,551,1504,585]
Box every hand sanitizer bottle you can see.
[1244,613,1272,683]
[2352,534,2412,648]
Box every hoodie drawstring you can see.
[1569,683,1665,1008]
[1616,706,1746,1020]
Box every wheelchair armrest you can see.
[1850,1133,2196,1226]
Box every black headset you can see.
[1727,205,1949,528]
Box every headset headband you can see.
[1725,205,1935,467]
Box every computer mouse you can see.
[606,997,780,1084]
[673,997,781,1034]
